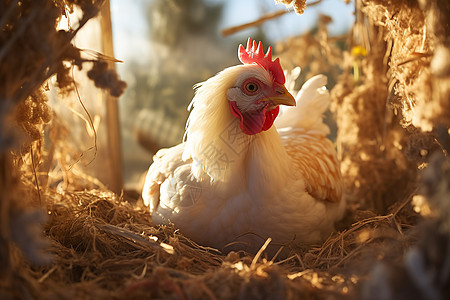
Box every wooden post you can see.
[99,0,123,194]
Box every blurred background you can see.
[108,0,354,189]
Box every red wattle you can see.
[229,101,279,135]
[262,106,279,131]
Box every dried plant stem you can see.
[251,238,272,267]
[30,144,42,205]
[221,10,288,37]
[69,67,98,168]
[221,0,322,36]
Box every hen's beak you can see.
[259,85,296,106]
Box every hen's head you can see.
[226,38,296,135]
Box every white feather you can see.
[275,74,330,135]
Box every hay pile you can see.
[1,0,450,299]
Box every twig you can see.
[251,237,272,268]
[131,262,148,280]
[37,265,58,283]
[295,253,306,270]
[221,0,323,37]
[333,243,367,268]
[68,66,98,169]
[392,191,416,216]
[221,10,288,37]
[396,52,432,67]
[30,143,42,205]
[270,245,285,262]
[274,254,294,265]
[80,48,124,63]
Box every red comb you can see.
[238,38,285,85]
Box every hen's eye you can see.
[246,83,257,92]
[243,81,259,95]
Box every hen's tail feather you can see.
[275,74,330,135]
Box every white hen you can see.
[142,39,344,255]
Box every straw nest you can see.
[1,0,450,299]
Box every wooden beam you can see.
[99,0,123,194]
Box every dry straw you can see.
[1,0,449,299]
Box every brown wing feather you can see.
[281,129,342,203]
